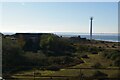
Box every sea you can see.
[54,32,120,42]
[1,32,120,42]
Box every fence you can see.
[2,67,120,80]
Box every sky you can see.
[0,2,118,33]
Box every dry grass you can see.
[11,50,119,79]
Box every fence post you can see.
[79,69,84,80]
[33,68,35,80]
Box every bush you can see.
[76,45,89,52]
[102,52,107,57]
[110,52,120,60]
[91,62,102,68]
[106,52,113,59]
[89,46,101,53]
[47,65,61,71]
[114,58,120,67]
[2,38,26,74]
[92,70,108,79]
[92,51,98,54]
[24,52,48,66]
[111,72,120,78]
[40,34,75,56]
[81,55,89,58]
[104,50,120,60]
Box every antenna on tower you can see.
[90,17,93,40]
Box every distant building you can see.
[11,37,16,40]
[14,33,50,52]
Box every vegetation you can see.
[91,62,102,69]
[101,50,120,67]
[40,34,75,56]
[2,33,120,79]
[91,70,108,79]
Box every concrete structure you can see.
[90,17,93,40]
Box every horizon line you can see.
[1,32,119,34]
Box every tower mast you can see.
[90,17,93,40]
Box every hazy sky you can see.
[0,2,118,33]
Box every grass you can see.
[11,53,120,80]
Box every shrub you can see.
[92,70,108,79]
[111,53,120,60]
[92,51,98,54]
[114,58,120,67]
[89,47,101,52]
[81,55,89,58]
[76,45,89,52]
[91,62,102,68]
[47,65,61,71]
[111,72,120,78]
[106,52,113,59]
[102,52,108,57]
[109,64,113,66]
[40,34,75,56]
[112,45,116,48]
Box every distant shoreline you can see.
[1,32,119,42]
[55,34,119,42]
